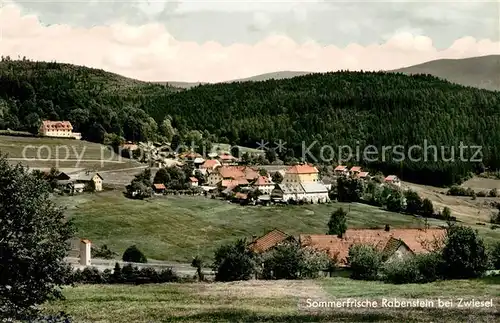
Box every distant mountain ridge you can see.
[162,55,500,91]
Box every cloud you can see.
[1,4,499,83]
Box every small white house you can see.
[384,175,401,187]
[189,177,199,187]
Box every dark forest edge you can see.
[1,57,500,187]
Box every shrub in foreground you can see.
[212,239,258,282]
[442,225,488,279]
[71,263,178,284]
[347,244,382,281]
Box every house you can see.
[200,159,221,175]
[248,229,293,253]
[350,166,362,177]
[38,120,81,139]
[218,153,238,165]
[70,171,104,191]
[253,176,275,194]
[208,166,258,187]
[358,171,370,180]
[334,165,349,176]
[271,183,306,202]
[189,177,199,187]
[299,228,445,267]
[283,164,319,183]
[153,183,166,194]
[272,164,330,203]
[193,157,205,168]
[300,183,330,203]
[384,175,401,187]
[120,142,139,151]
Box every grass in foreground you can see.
[43,277,500,322]
[61,190,449,262]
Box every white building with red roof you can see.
[272,164,330,203]
[39,120,81,139]
[253,175,275,194]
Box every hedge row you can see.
[71,263,180,285]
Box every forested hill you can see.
[2,58,500,186]
[0,58,176,142]
[143,71,500,186]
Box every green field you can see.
[43,276,500,322]
[60,190,456,262]
[0,135,143,171]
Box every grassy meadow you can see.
[43,276,500,322]
[60,190,453,262]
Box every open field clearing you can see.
[62,190,451,262]
[43,277,500,322]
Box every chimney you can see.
[384,224,390,232]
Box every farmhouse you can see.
[207,166,259,187]
[38,120,81,139]
[248,229,293,253]
[334,165,349,176]
[299,228,445,266]
[253,176,275,194]
[384,175,401,187]
[153,183,166,194]
[357,171,370,179]
[189,177,199,187]
[350,166,362,177]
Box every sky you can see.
[0,0,499,82]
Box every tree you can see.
[258,168,268,176]
[404,190,423,215]
[442,225,488,279]
[0,157,75,320]
[386,189,405,212]
[271,171,283,184]
[327,208,348,237]
[442,207,452,220]
[337,176,363,202]
[347,244,382,281]
[490,242,500,270]
[421,198,434,217]
[153,168,170,184]
[122,245,148,263]
[191,256,204,281]
[212,239,257,282]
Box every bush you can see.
[122,245,147,263]
[489,188,498,197]
[347,244,382,280]
[382,257,421,284]
[262,242,330,280]
[447,186,474,197]
[71,264,178,284]
[327,208,348,237]
[414,252,445,283]
[442,225,489,279]
[212,239,258,282]
[490,242,500,270]
[477,191,488,197]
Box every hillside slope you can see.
[392,55,500,91]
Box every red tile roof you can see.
[334,165,348,171]
[255,176,273,186]
[201,160,220,169]
[41,120,73,130]
[350,166,362,172]
[358,172,369,178]
[300,228,445,266]
[249,229,290,253]
[153,183,166,190]
[235,192,248,200]
[385,175,399,182]
[189,177,198,182]
[286,164,319,174]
